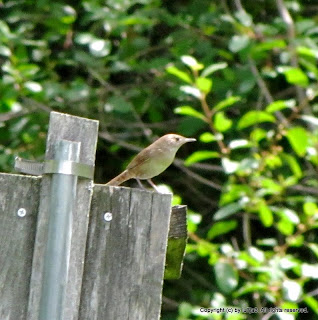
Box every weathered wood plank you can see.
[27,112,99,320]
[79,186,172,320]
[164,205,188,279]
[0,173,41,320]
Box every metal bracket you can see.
[15,157,94,179]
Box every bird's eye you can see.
[175,137,180,141]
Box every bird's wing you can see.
[126,146,163,171]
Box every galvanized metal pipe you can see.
[39,140,80,320]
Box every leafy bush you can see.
[1,0,318,319]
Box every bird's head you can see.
[159,134,196,150]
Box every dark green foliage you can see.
[1,0,318,319]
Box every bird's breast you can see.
[134,150,176,180]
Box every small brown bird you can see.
[106,134,196,187]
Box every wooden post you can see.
[0,111,181,320]
[165,205,188,279]
[78,186,172,320]
[0,174,41,320]
[27,112,99,320]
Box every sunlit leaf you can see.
[89,39,111,57]
[303,295,318,315]
[214,111,232,132]
[228,139,250,149]
[174,106,206,121]
[278,66,309,87]
[265,99,295,113]
[237,111,275,129]
[195,77,212,94]
[303,202,318,216]
[199,132,219,143]
[222,158,240,174]
[214,96,241,112]
[180,85,201,98]
[282,280,302,301]
[277,217,294,235]
[285,127,309,157]
[166,66,192,83]
[259,203,273,227]
[181,55,204,71]
[297,46,318,59]
[301,264,318,279]
[250,128,267,142]
[201,62,228,77]
[301,115,318,126]
[185,150,220,165]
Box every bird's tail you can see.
[105,170,133,186]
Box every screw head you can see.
[103,212,113,222]
[17,208,27,217]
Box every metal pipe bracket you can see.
[15,157,94,179]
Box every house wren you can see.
[106,134,196,186]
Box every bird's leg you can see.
[147,179,160,192]
[136,179,147,190]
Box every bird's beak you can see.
[185,137,196,142]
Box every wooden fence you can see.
[0,112,187,320]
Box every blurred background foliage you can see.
[1,0,318,319]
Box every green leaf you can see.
[308,243,318,259]
[180,85,201,98]
[280,153,302,178]
[221,158,240,174]
[234,282,267,297]
[278,66,309,87]
[214,202,242,220]
[235,10,253,27]
[105,96,132,114]
[0,45,11,57]
[303,295,318,315]
[276,207,300,225]
[228,139,250,149]
[214,262,238,294]
[201,62,228,77]
[178,302,193,317]
[237,111,275,129]
[89,39,111,57]
[301,115,318,126]
[214,96,241,112]
[254,39,286,52]
[166,66,192,83]
[277,217,294,235]
[195,77,212,94]
[250,128,267,143]
[229,34,250,52]
[184,150,220,166]
[181,55,204,71]
[199,132,219,143]
[265,99,295,113]
[259,203,273,227]
[303,202,318,216]
[301,263,318,279]
[207,220,237,240]
[282,280,302,301]
[214,111,232,132]
[174,106,206,121]
[297,46,318,59]
[285,127,309,157]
